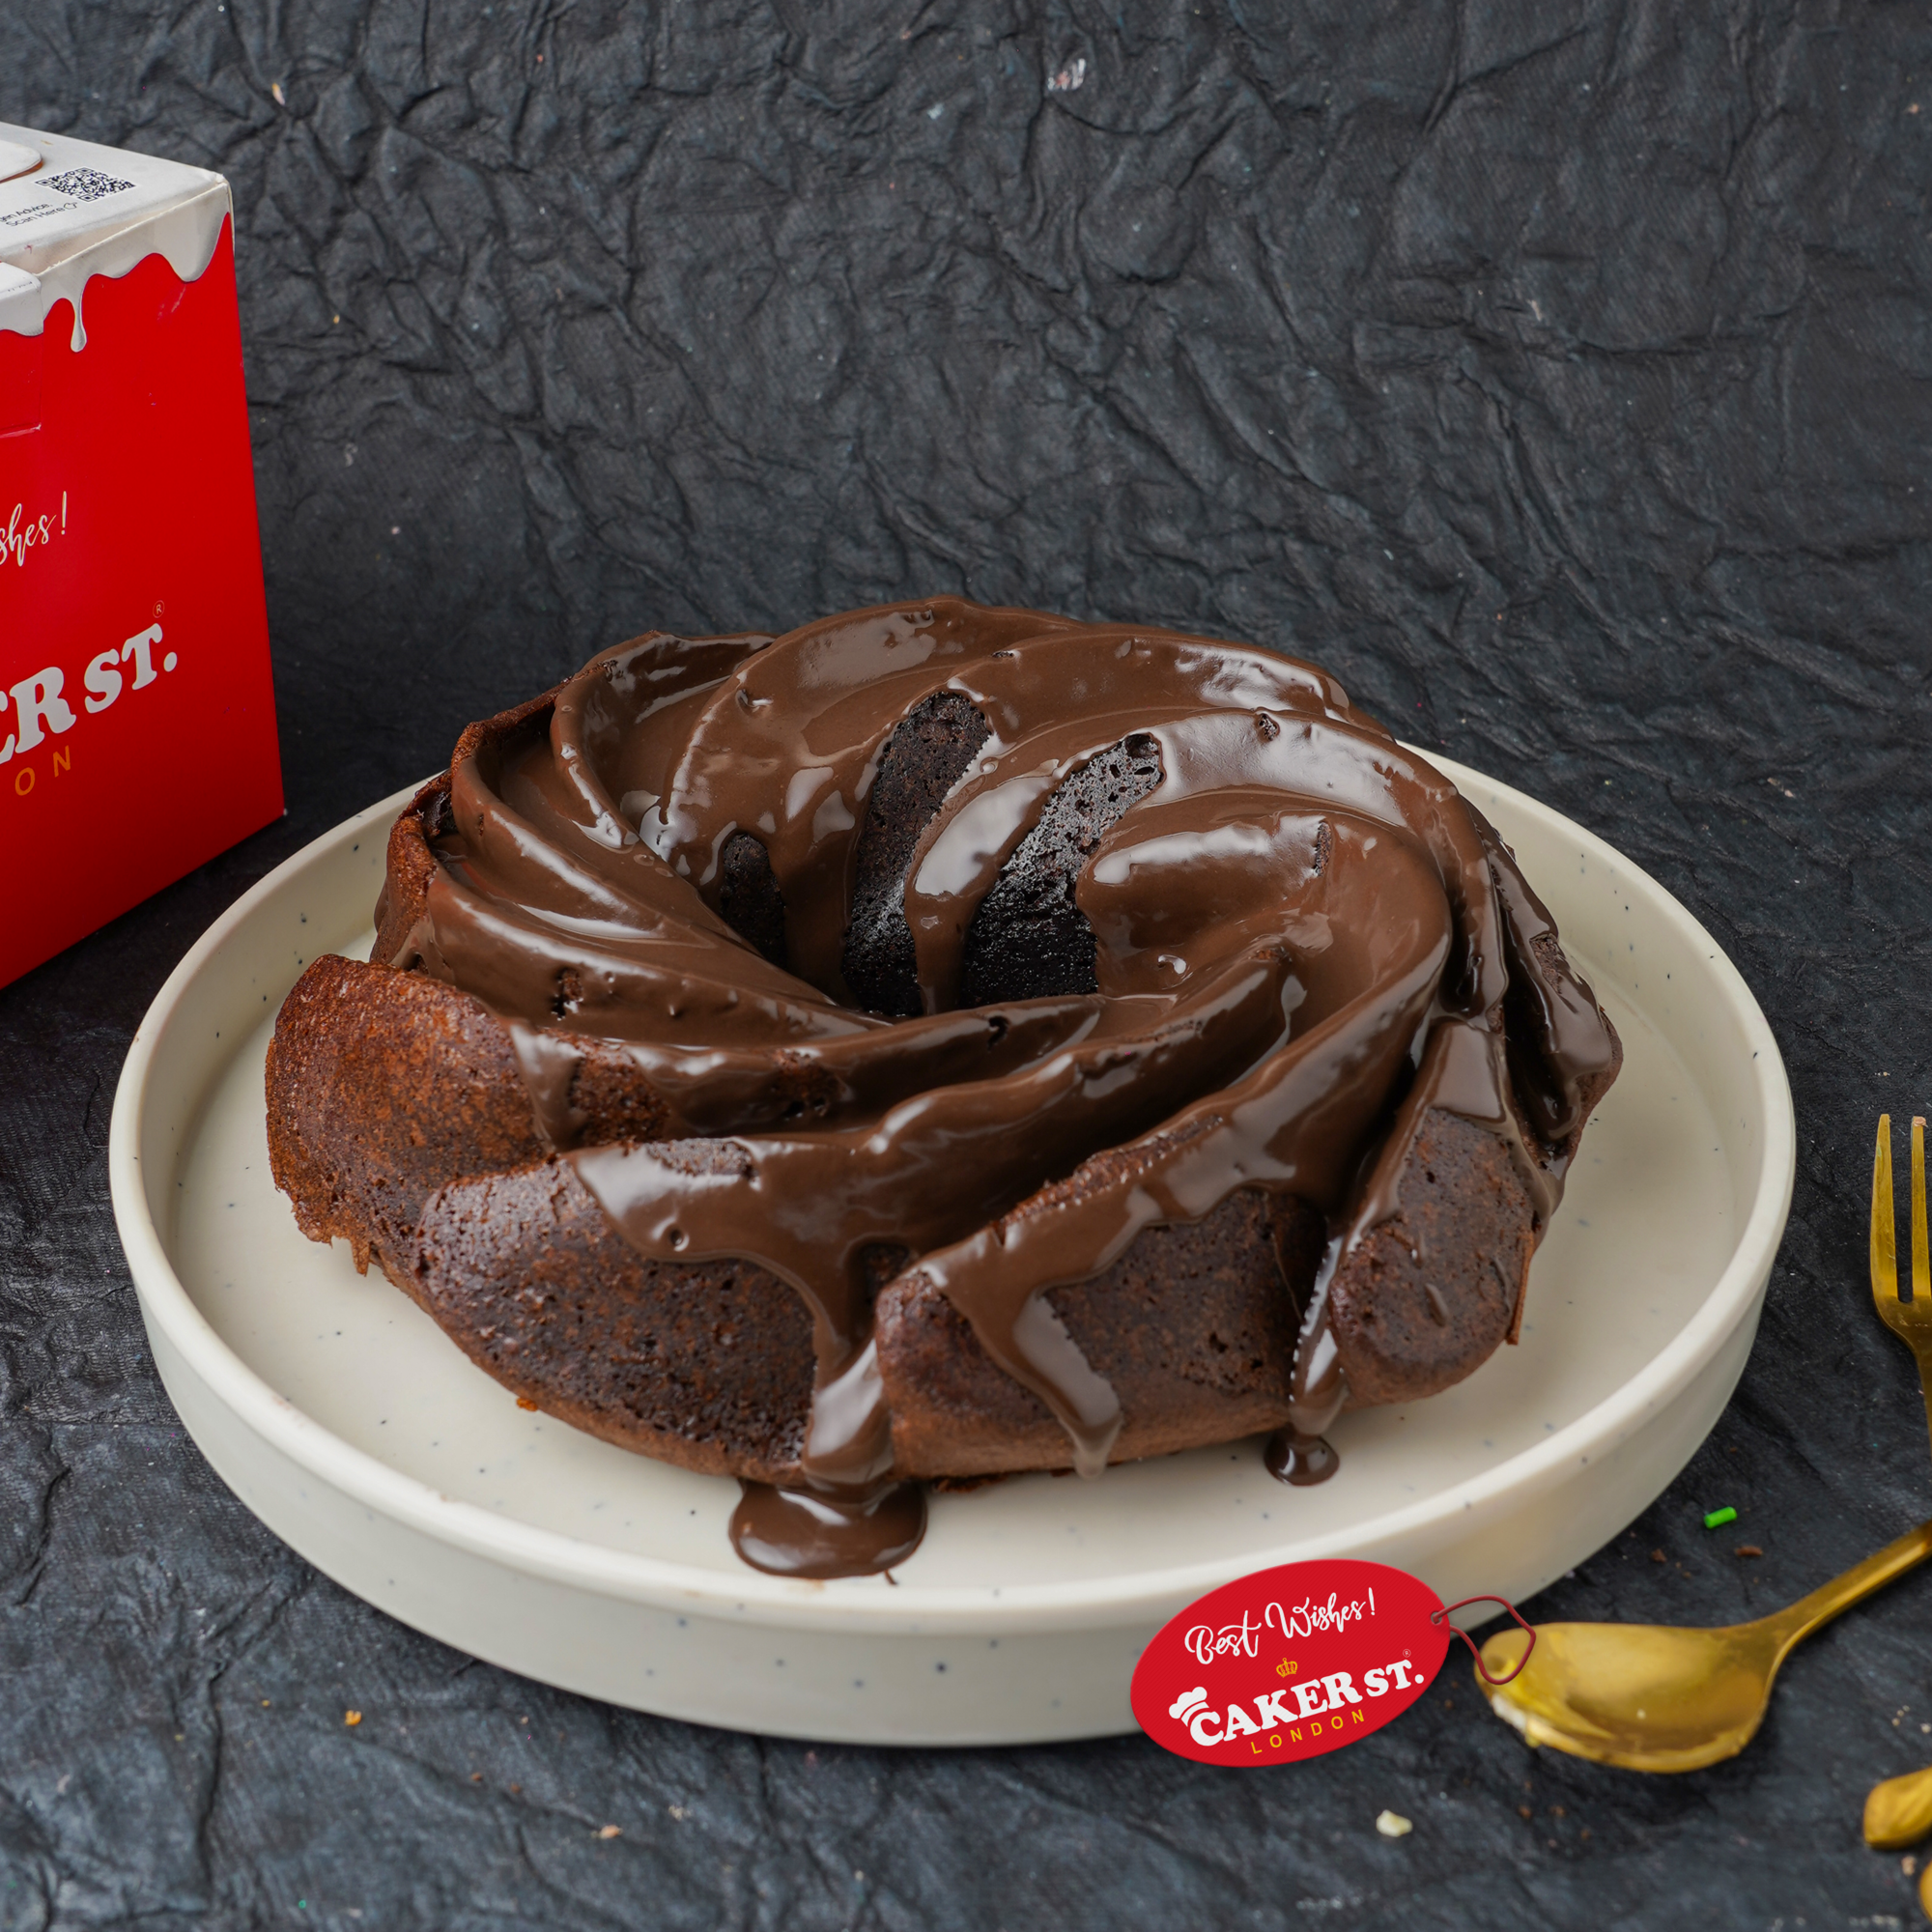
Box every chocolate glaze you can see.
[729,1478,927,1579]
[390,598,1616,1571]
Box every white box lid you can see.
[0,123,232,342]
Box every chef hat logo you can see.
[1168,1687,1209,1722]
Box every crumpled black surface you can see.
[3,4,1931,1925]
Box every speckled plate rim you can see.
[110,759,1796,1635]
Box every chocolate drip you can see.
[504,1021,586,1152]
[387,598,1620,1573]
[1265,1431,1342,1485]
[729,1478,927,1579]
[1267,1236,1348,1487]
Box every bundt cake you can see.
[266,598,1621,1577]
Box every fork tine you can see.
[1874,1115,1897,1304]
[1914,1117,1929,1302]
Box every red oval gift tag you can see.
[1131,1559,1453,1766]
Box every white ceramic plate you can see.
[109,756,1795,1745]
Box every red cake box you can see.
[0,123,281,991]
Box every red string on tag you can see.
[1430,1596,1537,1687]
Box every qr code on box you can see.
[46,168,132,203]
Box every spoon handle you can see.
[1762,1516,1932,1658]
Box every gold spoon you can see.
[1474,1518,1932,1773]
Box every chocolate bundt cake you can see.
[267,598,1621,1577]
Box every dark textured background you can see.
[4,2,1931,1925]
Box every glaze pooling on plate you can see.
[354,600,1619,1574]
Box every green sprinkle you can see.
[1703,1506,1738,1529]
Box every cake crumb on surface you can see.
[1376,1811,1412,1838]
[344,1710,361,1726]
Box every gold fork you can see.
[1861,1115,1932,1856]
[1869,1115,1932,1459]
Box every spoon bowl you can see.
[1480,1622,1785,1773]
